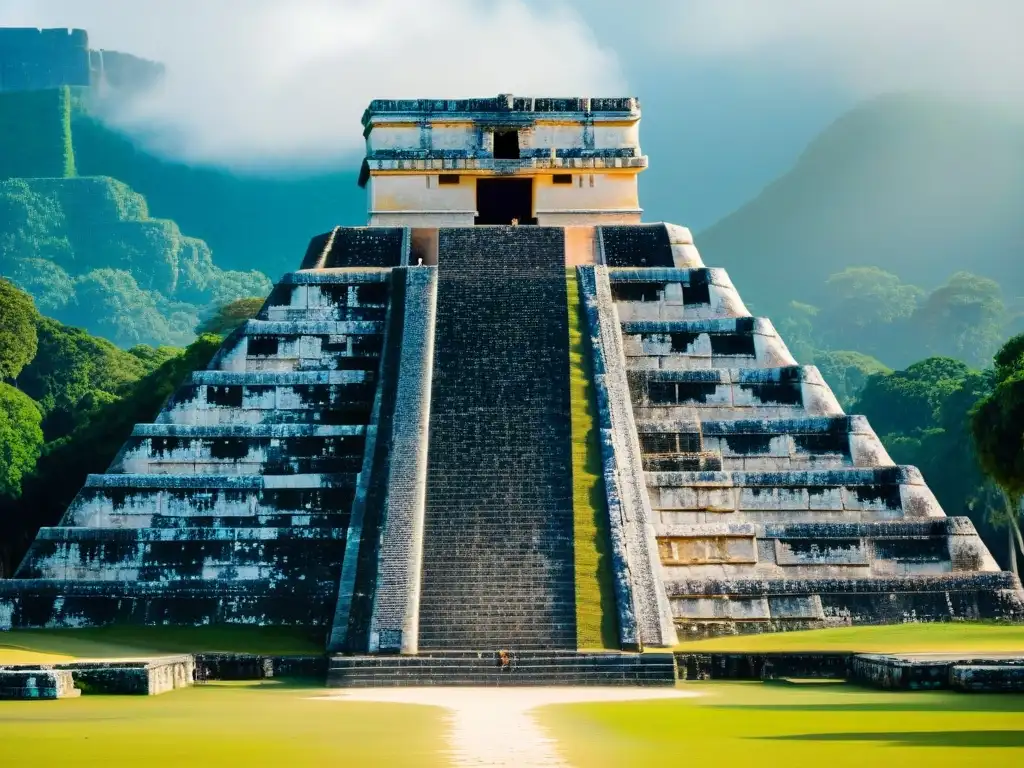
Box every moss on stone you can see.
[0,87,75,180]
[566,268,619,650]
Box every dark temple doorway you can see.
[475,178,535,225]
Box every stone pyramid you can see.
[1,223,1021,654]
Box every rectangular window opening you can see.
[493,130,520,160]
[438,175,461,185]
[552,174,573,185]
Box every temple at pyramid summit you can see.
[2,94,1022,685]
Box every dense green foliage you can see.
[0,177,271,347]
[0,281,219,575]
[18,316,173,438]
[0,88,75,179]
[811,350,891,410]
[852,357,1009,565]
[0,278,40,380]
[700,94,1024,332]
[196,296,265,335]
[71,110,363,277]
[969,336,1024,497]
[0,383,43,500]
[777,267,1012,376]
[970,333,1024,572]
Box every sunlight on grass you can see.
[0,625,324,664]
[539,681,1024,768]
[673,622,1024,653]
[0,681,447,767]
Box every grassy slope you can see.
[539,681,1024,767]
[697,93,1024,313]
[673,622,1024,653]
[0,626,324,664]
[566,270,618,650]
[0,88,75,179]
[0,681,446,767]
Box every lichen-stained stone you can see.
[417,228,578,651]
[0,670,79,700]
[3,218,1022,645]
[580,265,678,648]
[609,268,750,321]
[595,226,1024,636]
[2,257,390,630]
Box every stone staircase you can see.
[417,227,577,650]
[0,266,393,629]
[327,651,676,687]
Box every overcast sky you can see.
[2,0,1022,226]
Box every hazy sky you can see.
[1,0,1022,227]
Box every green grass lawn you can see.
[539,682,1024,767]
[0,625,324,664]
[0,680,447,767]
[673,622,1024,654]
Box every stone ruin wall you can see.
[0,28,91,92]
[0,27,164,94]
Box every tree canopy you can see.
[196,296,265,336]
[0,382,43,499]
[0,278,40,380]
[971,333,1024,498]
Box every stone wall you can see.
[0,28,90,92]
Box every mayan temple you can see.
[2,94,1022,685]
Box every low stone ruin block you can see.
[950,663,1024,693]
[0,670,79,699]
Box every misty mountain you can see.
[70,107,365,279]
[697,93,1024,315]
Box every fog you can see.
[0,0,623,169]
[1,0,1022,193]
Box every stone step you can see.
[600,223,701,269]
[627,365,843,420]
[646,465,939,517]
[160,377,375,426]
[111,426,367,475]
[621,317,796,370]
[0,579,339,629]
[418,227,577,651]
[63,472,357,527]
[261,270,391,322]
[607,267,749,321]
[16,526,347,581]
[301,226,405,270]
[327,652,677,687]
[653,518,997,577]
[211,320,385,374]
[666,572,1024,639]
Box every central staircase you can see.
[417,227,577,650]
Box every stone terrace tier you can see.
[578,250,1023,639]
[1,267,394,630]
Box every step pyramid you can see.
[1,223,1020,655]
